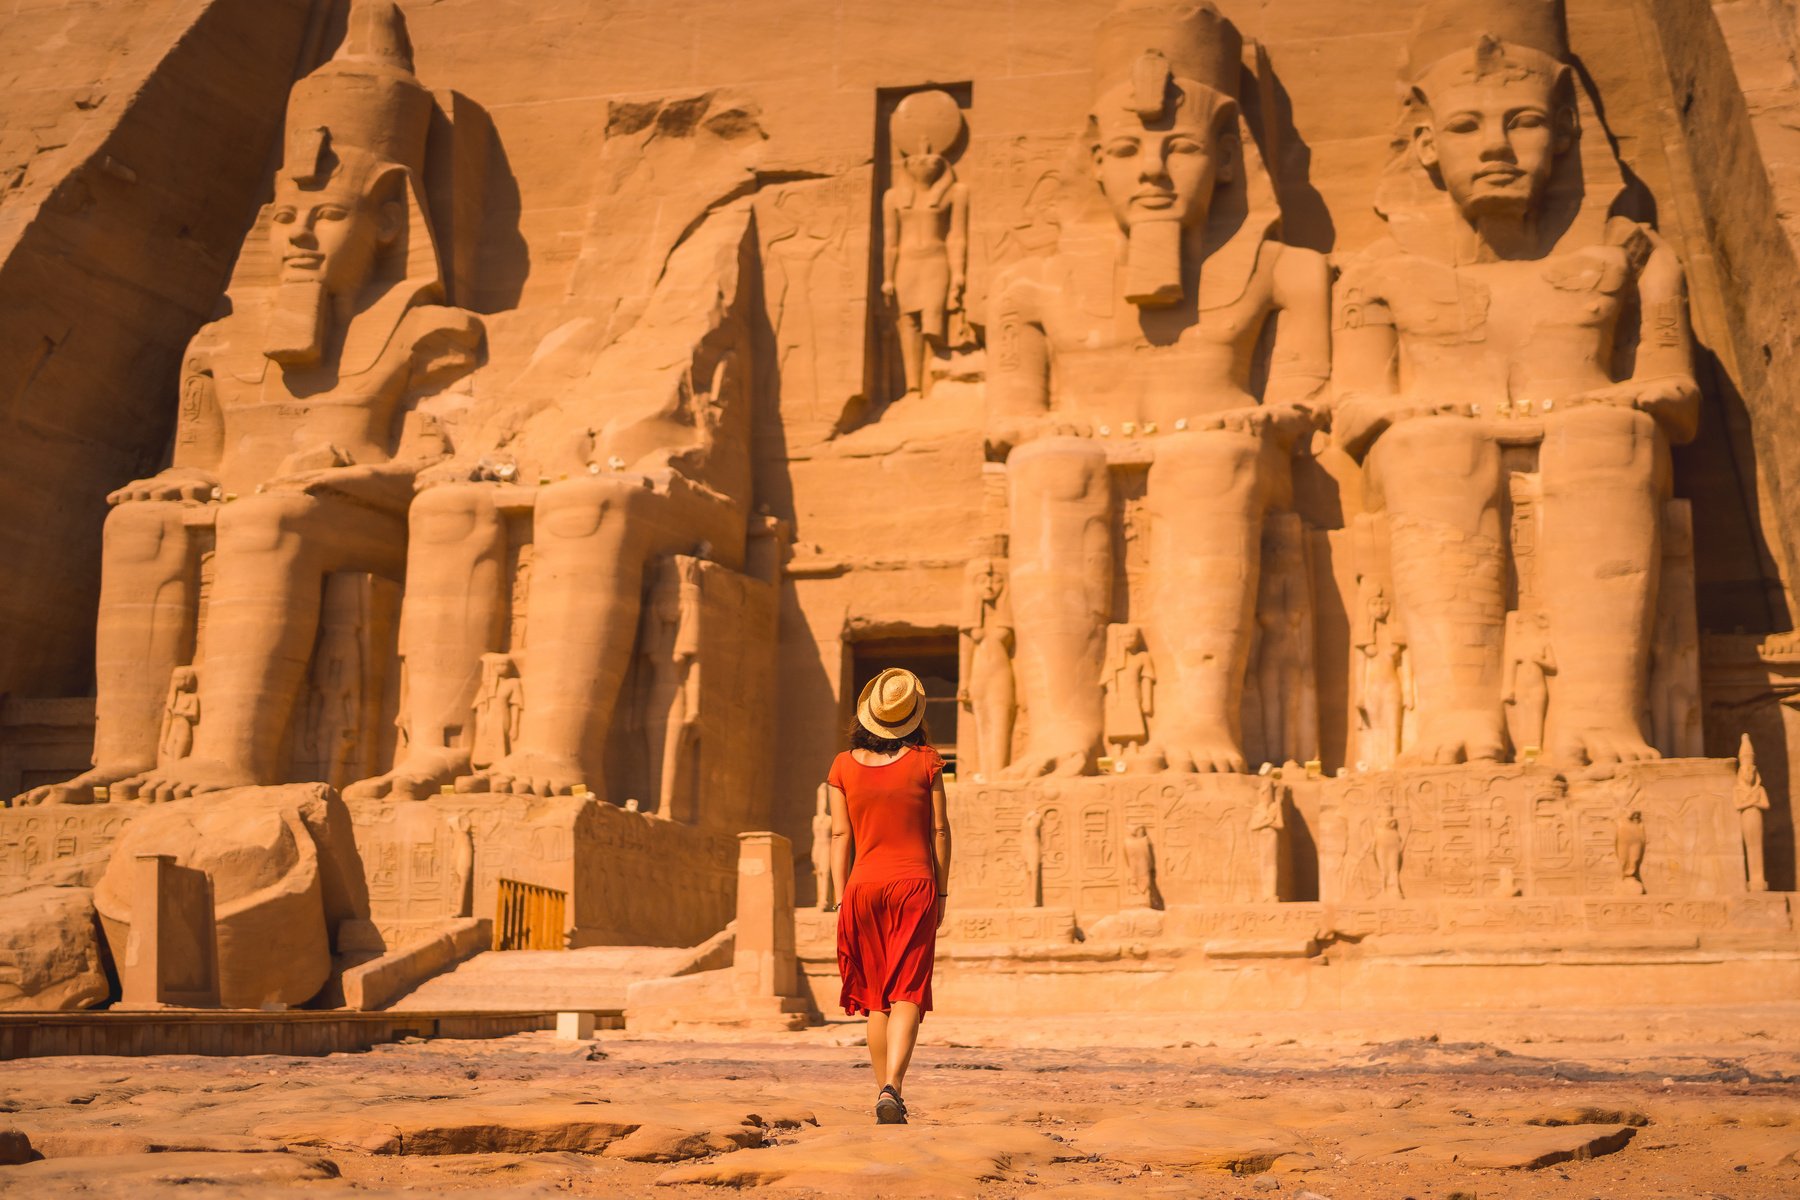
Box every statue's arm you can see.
[880,188,901,300]
[1266,245,1332,413]
[985,268,1054,455]
[1329,257,1403,460]
[1628,231,1700,444]
[947,183,970,305]
[957,623,974,708]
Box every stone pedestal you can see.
[118,854,218,1008]
[624,830,817,1033]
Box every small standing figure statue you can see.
[1354,583,1409,770]
[1503,611,1556,759]
[1103,625,1156,770]
[1249,769,1286,902]
[1124,824,1155,909]
[470,653,524,770]
[812,782,837,909]
[158,667,200,766]
[959,539,1015,781]
[1021,808,1044,908]
[1375,808,1404,900]
[447,812,474,918]
[1616,807,1648,895]
[642,557,703,821]
[1735,732,1771,892]
[881,88,968,399]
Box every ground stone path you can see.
[2,1005,1798,1197]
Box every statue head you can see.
[1087,2,1240,232]
[1403,0,1576,223]
[169,666,197,693]
[1086,1,1243,306]
[891,89,963,191]
[260,0,438,364]
[1738,732,1759,781]
[1367,587,1391,622]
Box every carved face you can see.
[1089,92,1233,231]
[1415,65,1570,219]
[903,152,947,187]
[268,170,403,294]
[1369,592,1391,621]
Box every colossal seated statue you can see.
[18,0,482,805]
[1332,0,1698,768]
[986,0,1330,777]
[348,203,757,806]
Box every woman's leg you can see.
[885,1001,923,1095]
[866,1009,891,1090]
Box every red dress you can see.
[828,746,943,1018]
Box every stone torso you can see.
[1358,230,1646,408]
[1010,239,1285,429]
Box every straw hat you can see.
[856,668,926,738]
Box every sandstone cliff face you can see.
[1,0,1799,872]
[0,0,320,698]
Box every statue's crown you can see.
[1092,0,1242,117]
[281,0,431,187]
[1404,0,1568,82]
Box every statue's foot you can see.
[1163,730,1248,775]
[345,747,472,802]
[999,746,1093,780]
[120,759,259,803]
[12,763,151,806]
[1551,723,1660,768]
[1616,876,1647,896]
[1399,711,1506,766]
[456,752,590,797]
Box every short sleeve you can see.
[826,753,846,793]
[921,748,946,787]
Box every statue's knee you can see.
[102,501,183,564]
[216,493,312,555]
[1009,437,1107,505]
[411,484,499,546]
[1372,416,1494,481]
[536,475,646,541]
[1151,430,1262,501]
[1545,405,1659,473]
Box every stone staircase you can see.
[385,946,703,1012]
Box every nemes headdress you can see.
[1092,0,1242,120]
[281,0,432,190]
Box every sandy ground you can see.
[2,1004,1798,1198]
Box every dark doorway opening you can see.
[849,633,960,773]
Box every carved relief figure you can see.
[1616,807,1647,894]
[1735,732,1771,892]
[19,0,483,805]
[881,89,969,399]
[1502,610,1556,756]
[1354,582,1410,769]
[1375,810,1404,899]
[470,653,523,770]
[812,782,836,909]
[1124,824,1155,907]
[1331,0,1699,768]
[1249,770,1285,902]
[1021,807,1044,907]
[641,557,703,821]
[449,812,474,918]
[157,668,200,766]
[987,0,1330,778]
[958,540,1016,781]
[1103,624,1156,766]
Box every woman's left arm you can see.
[931,774,952,931]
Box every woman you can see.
[825,667,952,1125]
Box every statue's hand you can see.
[950,278,966,309]
[107,467,219,506]
[1214,402,1316,446]
[1333,393,1467,457]
[957,687,971,710]
[985,412,1092,458]
[880,281,896,302]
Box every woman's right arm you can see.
[828,783,851,908]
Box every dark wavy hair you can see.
[847,713,932,754]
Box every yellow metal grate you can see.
[494,878,568,951]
